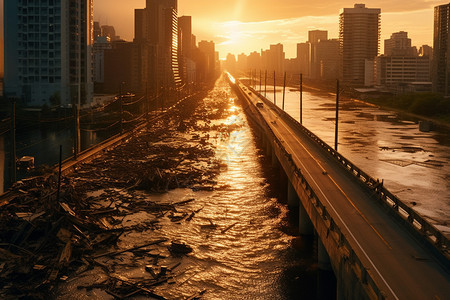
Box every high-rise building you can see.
[308,30,327,79]
[376,31,430,91]
[101,25,120,41]
[237,53,248,72]
[384,32,417,56]
[419,45,433,59]
[198,40,216,80]
[247,51,261,72]
[376,56,431,91]
[297,42,310,77]
[265,43,285,75]
[316,39,340,80]
[178,16,192,58]
[134,0,181,95]
[340,4,381,86]
[4,0,94,107]
[433,4,450,95]
[178,16,193,84]
[308,30,328,79]
[94,22,102,41]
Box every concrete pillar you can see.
[287,180,299,207]
[264,138,269,153]
[318,238,332,271]
[299,201,314,235]
[271,148,279,168]
[337,278,345,300]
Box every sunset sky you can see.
[93,0,440,59]
[0,1,442,61]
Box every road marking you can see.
[245,88,399,300]
[270,111,392,249]
[262,96,392,248]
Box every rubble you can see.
[0,87,238,299]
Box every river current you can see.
[57,77,324,299]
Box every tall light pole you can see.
[300,73,303,124]
[282,72,286,111]
[259,70,262,93]
[273,71,276,105]
[264,70,267,97]
[335,79,340,151]
[120,81,125,134]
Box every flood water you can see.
[57,77,328,299]
[261,85,450,235]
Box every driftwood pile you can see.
[0,87,234,299]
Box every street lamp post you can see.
[282,72,286,111]
[273,71,276,105]
[335,79,340,151]
[264,70,267,97]
[120,82,125,134]
[300,73,303,124]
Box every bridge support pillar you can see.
[271,148,279,168]
[265,138,271,157]
[318,238,332,271]
[299,201,314,236]
[287,181,299,207]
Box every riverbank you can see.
[0,76,313,299]
[286,79,450,129]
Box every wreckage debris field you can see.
[0,77,314,299]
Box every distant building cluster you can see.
[226,3,450,95]
[3,0,219,107]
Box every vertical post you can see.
[282,72,286,111]
[57,145,62,202]
[259,70,262,93]
[120,83,124,134]
[273,71,276,105]
[73,104,80,159]
[300,73,303,124]
[264,70,267,97]
[335,79,339,151]
[10,100,16,184]
[146,82,150,124]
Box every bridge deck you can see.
[237,82,449,299]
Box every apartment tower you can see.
[433,4,450,95]
[339,4,381,86]
[4,0,94,107]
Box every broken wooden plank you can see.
[93,238,168,259]
[221,222,238,234]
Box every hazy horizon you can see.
[0,0,440,62]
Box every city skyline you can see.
[90,0,438,59]
[0,1,440,65]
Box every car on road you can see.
[256,102,264,108]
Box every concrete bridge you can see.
[227,74,449,300]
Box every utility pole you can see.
[264,70,267,97]
[282,72,286,111]
[146,82,150,124]
[300,73,303,124]
[259,70,262,93]
[73,104,80,159]
[273,71,276,105]
[120,82,124,134]
[335,79,340,151]
[10,100,16,184]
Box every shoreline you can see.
[287,81,450,131]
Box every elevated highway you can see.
[229,75,449,299]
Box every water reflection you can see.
[56,78,322,299]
